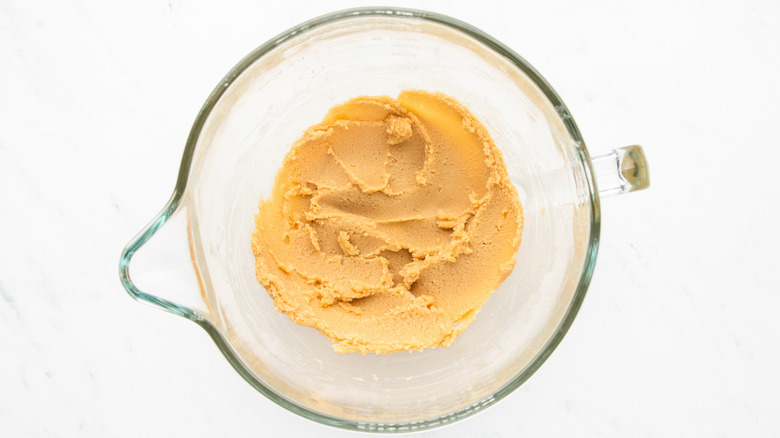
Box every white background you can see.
[2,0,779,436]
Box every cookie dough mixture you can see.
[251,90,523,353]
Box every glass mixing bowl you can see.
[119,7,649,433]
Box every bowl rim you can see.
[119,6,601,433]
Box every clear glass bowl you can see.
[119,7,649,433]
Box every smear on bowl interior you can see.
[251,90,523,353]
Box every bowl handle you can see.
[591,145,650,197]
[118,197,209,323]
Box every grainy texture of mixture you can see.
[251,90,523,353]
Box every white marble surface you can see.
[2,0,779,436]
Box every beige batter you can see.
[251,90,523,353]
